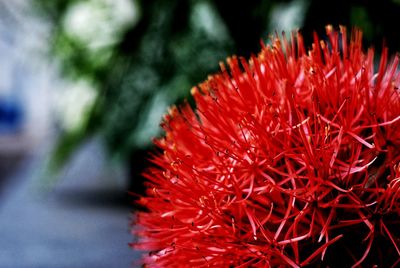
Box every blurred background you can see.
[0,0,398,267]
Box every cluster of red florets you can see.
[133,26,400,267]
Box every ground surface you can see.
[0,140,142,268]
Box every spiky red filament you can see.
[133,26,400,267]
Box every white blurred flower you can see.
[56,79,97,132]
[63,0,140,50]
[269,0,307,33]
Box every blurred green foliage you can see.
[35,0,400,184]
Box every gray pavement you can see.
[0,140,142,268]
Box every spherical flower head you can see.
[132,26,400,267]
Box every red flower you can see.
[132,26,400,267]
